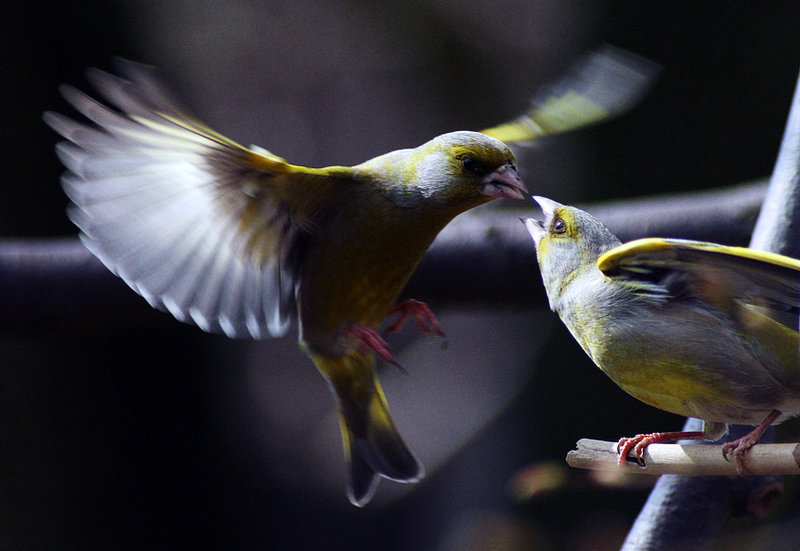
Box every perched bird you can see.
[44,47,656,506]
[524,197,800,475]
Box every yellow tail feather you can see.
[314,351,424,507]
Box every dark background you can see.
[3,2,800,550]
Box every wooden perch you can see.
[567,438,800,476]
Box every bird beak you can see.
[522,196,564,246]
[532,195,564,214]
[479,164,528,200]
[523,217,545,246]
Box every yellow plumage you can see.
[525,197,800,475]
[45,61,526,507]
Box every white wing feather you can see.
[44,62,298,338]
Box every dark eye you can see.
[461,156,479,173]
[553,218,567,234]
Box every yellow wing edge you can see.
[598,238,800,274]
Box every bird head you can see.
[361,131,527,210]
[523,197,621,305]
[428,130,527,202]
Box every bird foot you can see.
[721,409,781,476]
[616,431,706,466]
[346,324,405,371]
[385,299,447,347]
[345,300,447,371]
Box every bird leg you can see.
[345,300,446,371]
[346,324,404,370]
[384,299,447,345]
[721,409,781,476]
[617,431,707,466]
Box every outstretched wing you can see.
[598,238,800,332]
[481,45,659,144]
[44,59,354,339]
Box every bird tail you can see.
[314,352,424,507]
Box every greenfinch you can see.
[43,47,655,506]
[524,197,800,475]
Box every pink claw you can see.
[346,324,403,370]
[721,409,781,476]
[345,300,447,371]
[616,431,706,466]
[385,299,446,340]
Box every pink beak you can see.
[479,164,528,200]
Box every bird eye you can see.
[553,218,567,234]
[461,156,479,173]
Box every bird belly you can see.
[606,355,759,423]
[297,210,442,355]
[572,305,800,426]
